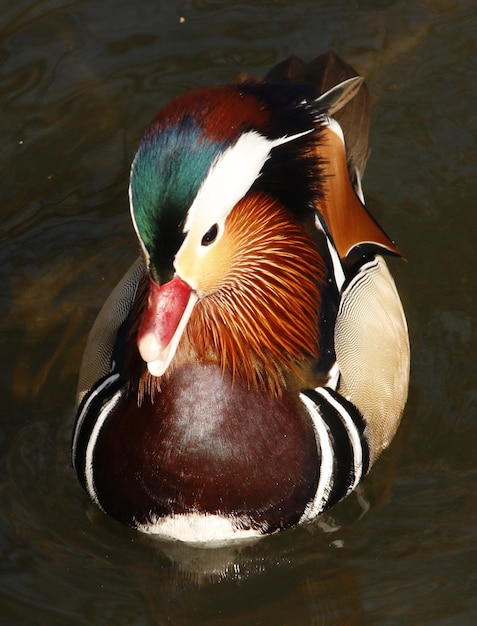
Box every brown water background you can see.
[1,1,477,624]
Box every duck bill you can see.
[137,275,197,377]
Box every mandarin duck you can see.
[72,51,410,543]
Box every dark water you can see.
[1,0,476,623]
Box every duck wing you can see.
[267,51,401,261]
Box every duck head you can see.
[129,82,328,390]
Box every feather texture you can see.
[72,51,410,542]
[132,192,325,398]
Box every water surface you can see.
[1,0,477,624]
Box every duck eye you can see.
[201,223,219,246]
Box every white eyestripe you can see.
[183,129,313,236]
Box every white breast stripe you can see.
[72,373,121,466]
[299,392,334,521]
[315,387,363,492]
[84,388,123,507]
